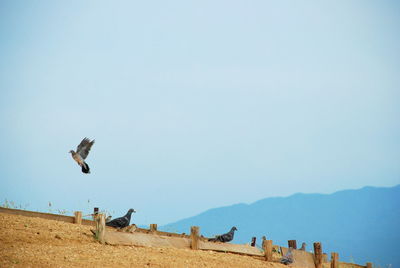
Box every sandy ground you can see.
[0,212,291,268]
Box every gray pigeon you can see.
[281,247,294,265]
[69,137,95,174]
[106,209,136,228]
[299,242,306,251]
[208,226,237,243]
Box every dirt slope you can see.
[0,213,290,268]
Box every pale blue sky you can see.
[0,1,399,225]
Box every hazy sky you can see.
[1,1,399,225]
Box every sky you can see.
[0,1,399,225]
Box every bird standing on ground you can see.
[69,137,95,174]
[106,208,136,228]
[208,226,237,243]
[281,247,294,265]
[299,242,306,251]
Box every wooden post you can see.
[288,240,297,249]
[313,243,323,267]
[74,211,82,224]
[190,226,199,250]
[366,263,372,268]
[313,242,323,268]
[150,224,158,232]
[262,238,273,261]
[95,213,106,244]
[93,207,99,220]
[331,252,339,268]
[251,237,256,247]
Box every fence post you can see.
[313,242,323,268]
[150,224,158,232]
[331,252,339,268]
[74,211,82,224]
[288,240,297,249]
[366,263,372,268]
[93,207,99,220]
[251,237,256,247]
[190,226,200,250]
[262,238,273,261]
[95,213,106,244]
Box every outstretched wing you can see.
[76,138,95,159]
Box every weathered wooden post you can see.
[95,213,106,244]
[262,237,273,261]
[190,226,200,250]
[74,211,82,224]
[313,242,323,268]
[251,237,256,247]
[288,240,297,249]
[150,224,158,232]
[366,262,372,268]
[331,252,339,268]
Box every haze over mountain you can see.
[161,185,400,267]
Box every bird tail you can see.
[81,162,90,174]
[208,235,220,242]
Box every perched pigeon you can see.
[106,208,136,228]
[69,137,95,174]
[281,247,294,265]
[208,226,237,243]
[299,242,306,251]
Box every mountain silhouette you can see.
[161,185,400,267]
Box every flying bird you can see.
[208,226,237,243]
[106,208,136,228]
[281,247,294,265]
[69,137,95,174]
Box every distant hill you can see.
[161,185,400,267]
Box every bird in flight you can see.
[69,137,95,174]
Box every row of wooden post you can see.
[85,212,373,268]
[295,240,371,268]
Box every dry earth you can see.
[0,212,292,268]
